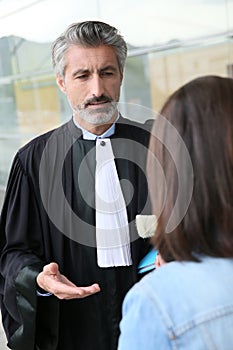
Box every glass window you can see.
[0,0,232,192]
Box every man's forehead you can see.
[65,45,119,71]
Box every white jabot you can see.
[95,138,132,267]
[72,115,132,267]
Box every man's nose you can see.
[90,75,104,97]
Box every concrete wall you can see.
[0,322,8,350]
[0,189,4,210]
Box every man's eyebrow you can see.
[99,65,118,72]
[72,69,89,77]
[71,66,118,77]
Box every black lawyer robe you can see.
[0,116,152,350]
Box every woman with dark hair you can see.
[118,75,233,350]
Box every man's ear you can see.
[120,71,124,85]
[56,75,66,93]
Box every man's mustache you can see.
[83,95,113,108]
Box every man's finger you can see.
[53,282,101,299]
[43,262,59,275]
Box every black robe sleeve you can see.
[0,154,58,350]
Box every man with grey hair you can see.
[0,21,151,350]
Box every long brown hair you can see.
[147,75,233,261]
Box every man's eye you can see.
[101,71,114,77]
[76,75,88,79]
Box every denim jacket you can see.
[118,256,233,350]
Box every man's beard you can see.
[73,95,118,125]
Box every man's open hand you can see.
[36,262,100,299]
